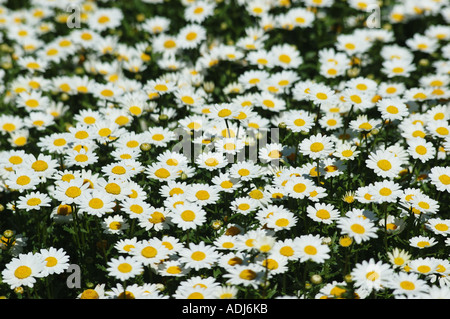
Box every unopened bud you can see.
[140,143,151,151]
[203,81,215,93]
[159,114,169,122]
[211,220,223,230]
[14,287,24,295]
[3,230,14,239]
[180,172,188,180]
[310,274,323,284]
[344,274,353,283]
[419,59,429,67]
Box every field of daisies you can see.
[0,0,449,300]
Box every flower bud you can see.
[310,274,323,284]
[140,143,151,151]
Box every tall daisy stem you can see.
[383,202,388,253]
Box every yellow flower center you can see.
[141,247,157,258]
[365,271,380,281]
[105,183,121,195]
[379,187,392,196]
[65,186,81,198]
[45,257,58,267]
[316,209,330,220]
[195,190,210,201]
[80,289,99,299]
[350,223,365,234]
[377,159,392,171]
[310,142,324,153]
[154,168,170,179]
[181,210,196,222]
[14,266,32,279]
[239,269,257,280]
[191,251,206,261]
[27,197,41,206]
[304,245,317,255]
[89,198,104,209]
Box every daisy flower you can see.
[284,176,315,199]
[145,162,179,182]
[6,169,41,193]
[0,115,24,135]
[147,127,176,147]
[306,202,340,225]
[230,197,259,215]
[120,197,151,219]
[387,248,412,270]
[195,151,228,171]
[406,138,436,163]
[101,160,142,181]
[409,236,438,249]
[214,137,246,155]
[229,161,263,181]
[106,256,143,281]
[369,180,403,204]
[77,284,106,299]
[105,283,145,299]
[129,238,170,267]
[319,113,343,131]
[258,254,289,275]
[52,178,90,205]
[408,257,440,276]
[255,92,287,112]
[178,241,221,271]
[16,191,51,211]
[382,59,416,78]
[184,1,215,23]
[429,166,450,192]
[161,235,184,256]
[258,143,284,163]
[138,207,172,232]
[170,202,207,231]
[296,234,331,264]
[426,218,450,237]
[427,120,450,139]
[186,183,220,206]
[337,215,379,244]
[223,264,267,289]
[77,189,116,217]
[214,286,239,299]
[351,258,394,293]
[246,49,275,69]
[214,234,240,251]
[158,260,189,277]
[177,24,206,49]
[88,7,123,32]
[102,215,129,235]
[333,142,360,161]
[308,83,337,105]
[1,252,45,288]
[366,149,404,179]
[349,114,382,133]
[64,146,99,168]
[299,133,335,160]
[271,239,302,261]
[386,272,429,297]
[264,209,298,232]
[114,237,139,255]
[377,98,409,121]
[283,110,315,133]
[39,247,70,276]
